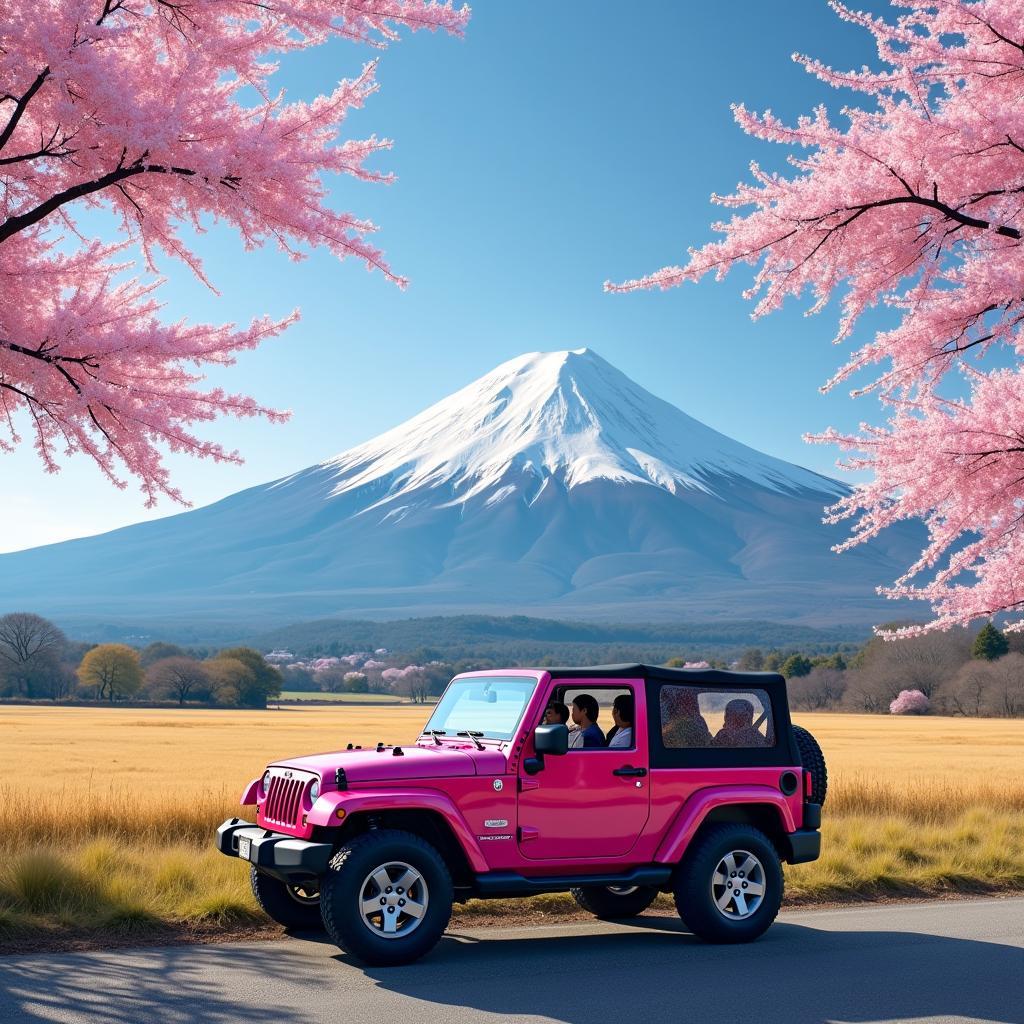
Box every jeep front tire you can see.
[673,823,783,943]
[249,866,323,931]
[570,884,659,919]
[320,828,453,966]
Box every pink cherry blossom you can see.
[608,1,1024,635]
[889,689,930,715]
[1,1,468,505]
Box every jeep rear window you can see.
[424,676,538,741]
[660,686,774,748]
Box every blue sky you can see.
[4,1,888,553]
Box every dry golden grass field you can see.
[1,705,1022,948]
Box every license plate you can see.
[237,835,252,860]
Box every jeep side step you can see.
[470,866,672,899]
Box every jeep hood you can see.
[270,744,504,784]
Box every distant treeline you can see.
[248,614,863,665]
[0,613,282,707]
[3,610,1021,716]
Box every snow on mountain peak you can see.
[317,348,841,512]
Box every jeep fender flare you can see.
[654,785,797,864]
[307,788,490,872]
[240,778,259,806]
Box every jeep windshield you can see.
[423,676,538,742]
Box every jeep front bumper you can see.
[216,818,333,880]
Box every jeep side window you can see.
[661,686,774,749]
[556,687,634,749]
[660,686,712,748]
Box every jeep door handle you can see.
[612,766,647,777]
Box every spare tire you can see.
[792,725,827,806]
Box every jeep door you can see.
[516,681,650,860]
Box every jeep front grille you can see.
[263,774,305,827]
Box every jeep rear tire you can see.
[320,829,453,966]
[793,724,828,805]
[570,885,659,919]
[674,824,783,943]
[249,866,323,931]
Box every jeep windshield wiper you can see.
[457,730,485,750]
[427,729,445,745]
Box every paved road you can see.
[1,898,1022,1024]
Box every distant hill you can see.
[0,348,925,629]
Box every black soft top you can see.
[538,663,797,767]
[538,663,786,689]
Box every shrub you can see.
[890,689,930,715]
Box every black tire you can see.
[674,824,783,943]
[249,866,324,930]
[570,885,659,919]
[793,724,828,805]
[320,829,453,966]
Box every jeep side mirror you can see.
[524,723,569,775]
[534,723,568,756]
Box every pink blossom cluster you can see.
[889,689,930,715]
[380,664,427,691]
[609,1,1024,634]
[0,1,467,504]
[342,652,373,666]
[306,657,342,673]
[381,664,426,682]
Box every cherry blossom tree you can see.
[1,0,468,505]
[889,689,930,715]
[608,1,1024,635]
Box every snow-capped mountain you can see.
[309,348,840,510]
[0,348,921,628]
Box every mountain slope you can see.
[0,348,922,628]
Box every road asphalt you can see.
[1,897,1021,1024]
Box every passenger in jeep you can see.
[543,701,570,726]
[569,693,605,748]
[661,686,712,747]
[712,698,768,748]
[608,694,634,748]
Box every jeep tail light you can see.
[804,770,813,798]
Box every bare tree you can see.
[936,653,1024,717]
[788,668,847,711]
[843,669,897,713]
[145,657,211,705]
[315,668,348,693]
[938,662,987,716]
[0,612,66,695]
[985,654,1024,717]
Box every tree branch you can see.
[0,159,234,244]
[0,68,50,154]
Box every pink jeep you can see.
[217,665,826,965]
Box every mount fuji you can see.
[0,348,922,629]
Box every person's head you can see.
[571,693,599,727]
[662,686,700,719]
[543,701,570,726]
[612,693,634,728]
[724,698,755,731]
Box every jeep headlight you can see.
[309,779,320,801]
[261,770,272,795]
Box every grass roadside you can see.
[4,711,1021,954]
[3,777,1022,954]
